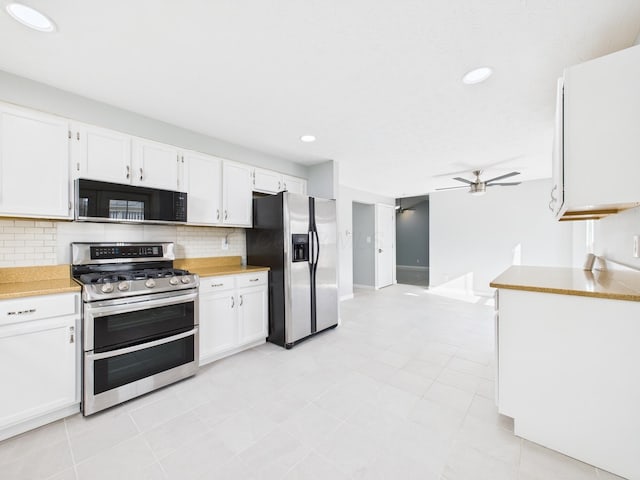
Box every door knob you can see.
[378,249,383,253]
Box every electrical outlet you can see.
[221,238,229,250]
[634,235,639,258]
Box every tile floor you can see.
[0,284,624,480]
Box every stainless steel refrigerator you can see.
[246,192,338,348]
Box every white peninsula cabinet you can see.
[491,266,640,480]
[0,103,71,219]
[0,292,80,441]
[199,271,268,365]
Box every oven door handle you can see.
[87,327,198,361]
[85,291,198,317]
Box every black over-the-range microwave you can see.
[75,179,187,224]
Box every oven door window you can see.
[94,302,194,352]
[93,335,194,395]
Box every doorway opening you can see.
[395,195,429,287]
[352,202,375,288]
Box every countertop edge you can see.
[490,280,640,302]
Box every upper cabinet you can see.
[71,124,181,191]
[223,162,252,227]
[252,168,307,195]
[552,45,640,221]
[0,104,71,219]
[183,151,222,225]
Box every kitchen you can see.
[2,2,640,479]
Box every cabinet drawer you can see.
[199,275,235,294]
[236,272,268,288]
[0,293,78,327]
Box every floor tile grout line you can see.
[62,418,79,480]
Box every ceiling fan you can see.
[436,170,521,195]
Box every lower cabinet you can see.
[0,293,80,441]
[199,271,268,365]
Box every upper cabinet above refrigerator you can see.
[551,44,640,221]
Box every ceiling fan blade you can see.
[486,181,521,187]
[452,177,475,185]
[484,171,520,183]
[435,186,468,191]
[432,155,524,178]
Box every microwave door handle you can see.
[88,327,198,361]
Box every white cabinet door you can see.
[199,291,238,364]
[72,123,132,183]
[0,315,77,428]
[222,162,253,226]
[283,175,307,195]
[253,168,282,193]
[237,285,268,345]
[184,151,222,225]
[132,139,180,191]
[0,105,71,219]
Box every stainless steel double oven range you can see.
[72,242,199,416]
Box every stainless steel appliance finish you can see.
[72,242,199,415]
[246,192,338,348]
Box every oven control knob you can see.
[181,276,191,284]
[101,283,114,293]
[145,279,156,288]
[169,277,179,285]
[118,281,130,291]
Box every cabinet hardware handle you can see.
[249,278,259,282]
[231,296,235,308]
[7,308,36,316]
[68,130,72,139]
[76,132,80,141]
[239,295,243,306]
[76,162,80,171]
[126,165,130,179]
[69,326,75,344]
[140,168,144,181]
[224,210,228,220]
[278,181,281,190]
[216,209,220,220]
[211,283,223,287]
[68,201,72,211]
[284,183,287,190]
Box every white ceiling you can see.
[1,1,639,197]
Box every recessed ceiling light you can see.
[462,66,493,85]
[5,3,56,32]
[300,135,316,143]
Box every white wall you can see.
[593,206,640,269]
[337,185,395,300]
[0,69,306,177]
[430,179,573,295]
[352,203,375,286]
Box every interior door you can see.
[375,204,395,288]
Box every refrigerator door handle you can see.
[313,231,321,265]
[308,231,315,264]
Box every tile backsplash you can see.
[0,219,246,267]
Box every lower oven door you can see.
[84,327,198,415]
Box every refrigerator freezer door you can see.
[313,197,339,332]
[284,193,312,344]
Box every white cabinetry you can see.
[496,288,640,479]
[132,138,180,191]
[252,168,307,195]
[0,104,71,219]
[223,162,253,227]
[199,271,268,365]
[70,124,181,191]
[183,151,222,225]
[553,44,640,220]
[71,123,131,183]
[0,293,80,441]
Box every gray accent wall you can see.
[352,202,375,286]
[396,197,429,267]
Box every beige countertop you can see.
[490,265,640,302]
[0,265,81,300]
[174,256,269,278]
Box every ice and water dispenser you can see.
[292,234,309,262]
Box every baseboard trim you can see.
[353,284,375,289]
[340,294,354,301]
